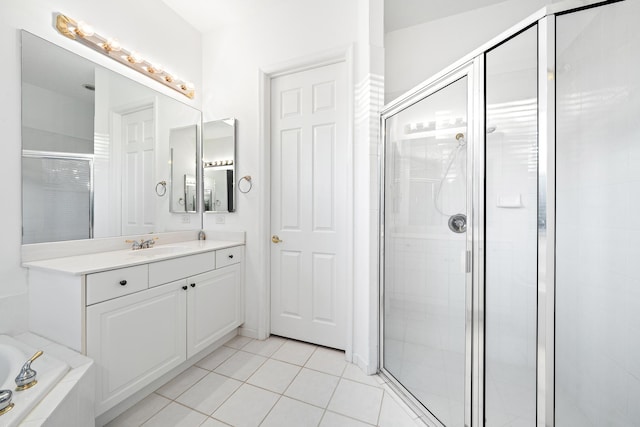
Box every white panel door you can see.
[121,107,155,235]
[270,61,348,350]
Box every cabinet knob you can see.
[190,283,196,288]
[182,285,188,290]
[119,280,127,286]
[228,254,234,259]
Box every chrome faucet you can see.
[0,389,13,415]
[125,237,158,250]
[15,350,43,391]
[141,238,158,249]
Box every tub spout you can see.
[15,350,43,391]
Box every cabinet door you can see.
[87,280,187,415]
[187,264,243,358]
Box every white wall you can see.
[201,0,384,371]
[384,0,558,102]
[0,0,202,334]
[22,83,94,153]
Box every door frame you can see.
[378,58,484,427]
[258,46,355,360]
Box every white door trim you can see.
[257,45,354,361]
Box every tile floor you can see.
[106,335,425,427]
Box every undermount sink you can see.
[129,246,192,256]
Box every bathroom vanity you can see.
[23,239,244,416]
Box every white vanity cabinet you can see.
[87,280,187,415]
[25,242,245,417]
[187,263,243,358]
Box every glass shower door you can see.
[556,1,640,424]
[382,75,470,426]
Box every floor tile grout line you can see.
[206,347,276,421]
[202,415,233,426]
[323,408,378,426]
[240,335,288,357]
[256,392,284,426]
[195,346,239,371]
[119,334,398,427]
[169,398,214,419]
[127,393,172,427]
[317,408,328,427]
[168,366,213,401]
[154,337,271,424]
[324,372,343,413]
[375,389,386,426]
[324,377,385,426]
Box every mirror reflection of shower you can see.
[434,132,467,217]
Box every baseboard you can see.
[238,326,258,339]
[352,352,377,375]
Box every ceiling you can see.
[22,32,95,104]
[161,0,295,34]
[384,0,509,33]
[161,0,510,34]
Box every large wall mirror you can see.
[203,119,236,213]
[21,31,202,244]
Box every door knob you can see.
[271,235,283,244]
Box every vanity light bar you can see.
[54,13,195,99]
[204,160,234,167]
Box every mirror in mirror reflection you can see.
[203,118,236,213]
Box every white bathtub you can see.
[0,335,69,426]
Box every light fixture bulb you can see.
[127,51,143,64]
[147,63,163,74]
[75,21,94,37]
[103,38,121,52]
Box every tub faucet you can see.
[0,389,13,415]
[15,350,43,391]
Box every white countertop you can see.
[22,240,243,275]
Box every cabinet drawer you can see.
[149,251,216,287]
[215,246,243,269]
[86,265,148,305]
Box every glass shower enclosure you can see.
[379,1,640,426]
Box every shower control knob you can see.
[448,214,467,233]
